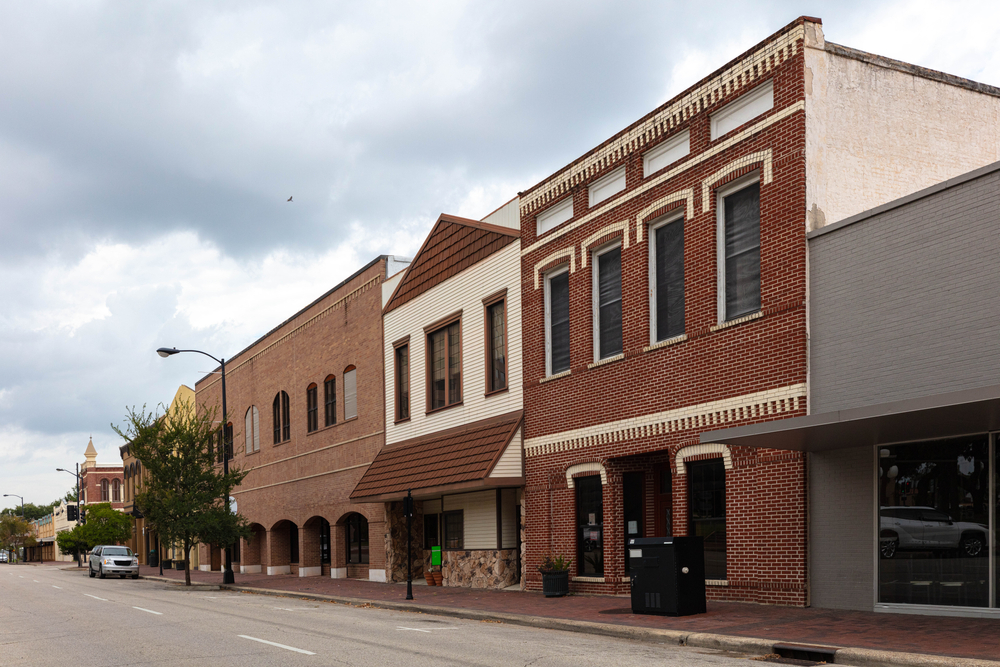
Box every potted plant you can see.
[424,566,435,586]
[432,568,443,586]
[538,555,572,598]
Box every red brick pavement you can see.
[138,565,1000,662]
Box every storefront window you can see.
[576,475,604,576]
[688,459,726,581]
[443,510,463,549]
[346,513,369,564]
[878,435,990,607]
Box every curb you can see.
[139,576,1000,667]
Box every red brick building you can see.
[518,16,1000,604]
[195,255,408,580]
[80,437,125,512]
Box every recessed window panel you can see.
[536,198,573,235]
[588,166,625,207]
[643,130,690,177]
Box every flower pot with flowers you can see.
[538,555,572,598]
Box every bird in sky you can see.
[287,196,293,202]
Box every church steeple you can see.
[83,437,98,469]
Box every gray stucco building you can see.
[706,161,1000,616]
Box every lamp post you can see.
[156,346,235,585]
[56,465,83,566]
[3,494,24,517]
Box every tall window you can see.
[112,480,120,503]
[424,513,439,549]
[273,391,290,444]
[395,344,410,421]
[324,375,336,427]
[652,216,685,341]
[343,366,357,420]
[428,320,461,410]
[545,268,570,375]
[346,513,369,564]
[320,518,330,564]
[224,422,233,460]
[593,244,622,360]
[245,406,260,453]
[289,523,299,564]
[485,296,507,393]
[443,510,463,549]
[306,383,318,433]
[101,479,109,502]
[689,459,726,580]
[576,475,603,575]
[719,179,761,321]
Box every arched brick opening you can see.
[267,519,297,575]
[336,512,370,579]
[241,523,265,574]
[299,516,328,577]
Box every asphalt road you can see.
[0,565,760,666]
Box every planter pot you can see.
[161,559,173,569]
[174,560,187,571]
[432,572,443,586]
[424,572,435,586]
[541,570,569,598]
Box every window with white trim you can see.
[544,266,571,376]
[588,166,625,207]
[710,80,773,140]
[717,175,761,321]
[650,213,685,342]
[643,130,690,177]
[592,243,622,360]
[536,197,573,236]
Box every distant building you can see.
[80,437,124,512]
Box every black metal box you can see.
[628,536,706,616]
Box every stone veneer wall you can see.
[438,549,520,588]
[385,500,424,582]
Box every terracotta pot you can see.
[432,572,443,586]
[424,571,435,585]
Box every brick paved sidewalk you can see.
[139,565,999,663]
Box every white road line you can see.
[52,586,62,589]
[84,594,107,601]
[238,635,316,655]
[33,580,39,582]
[397,627,432,633]
[133,607,162,615]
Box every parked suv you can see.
[89,545,139,579]
[879,506,988,558]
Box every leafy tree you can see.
[114,403,251,586]
[55,525,89,566]
[63,487,79,504]
[0,515,35,562]
[80,503,132,547]
[1,501,58,522]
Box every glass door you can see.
[689,459,726,581]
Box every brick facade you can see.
[519,19,810,603]
[195,256,400,580]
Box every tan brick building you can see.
[195,255,408,579]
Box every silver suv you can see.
[880,506,988,558]
[89,545,139,579]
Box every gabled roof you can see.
[350,411,523,502]
[383,214,518,314]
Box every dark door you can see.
[623,471,645,572]
[688,459,726,580]
[576,476,604,576]
[653,465,673,537]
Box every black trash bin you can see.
[628,536,706,616]
[148,551,158,568]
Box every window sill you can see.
[709,310,763,332]
[484,386,509,399]
[539,370,571,384]
[643,334,687,353]
[341,416,358,425]
[587,353,625,370]
[425,402,463,417]
[572,576,605,583]
[307,421,340,436]
[393,417,411,425]
[706,579,729,587]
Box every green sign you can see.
[431,545,441,566]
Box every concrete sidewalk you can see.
[136,565,999,667]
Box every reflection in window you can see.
[878,435,990,607]
[428,323,461,410]
[443,510,463,549]
[688,460,726,581]
[576,475,604,576]
[346,513,369,564]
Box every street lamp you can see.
[3,494,23,517]
[156,346,235,585]
[56,466,84,567]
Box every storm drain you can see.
[772,642,837,663]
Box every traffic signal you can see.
[66,505,78,521]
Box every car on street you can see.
[88,545,139,579]
[0,551,8,563]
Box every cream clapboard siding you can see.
[489,427,523,478]
[382,269,407,308]
[501,488,517,548]
[384,241,523,445]
[481,197,520,230]
[443,490,496,549]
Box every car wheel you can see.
[961,535,984,558]
[99,565,106,579]
[120,574,126,579]
[880,538,898,559]
[131,574,139,580]
[89,566,96,578]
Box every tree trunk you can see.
[184,541,191,586]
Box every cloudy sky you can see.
[2,0,999,510]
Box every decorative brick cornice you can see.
[525,383,807,458]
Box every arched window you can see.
[345,513,369,564]
[306,383,319,433]
[343,365,357,421]
[245,406,260,453]
[324,375,336,427]
[112,480,120,503]
[100,479,109,502]
[273,391,290,444]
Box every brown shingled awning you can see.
[351,410,523,502]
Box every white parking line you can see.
[397,627,431,633]
[133,607,162,615]
[84,594,107,601]
[238,635,316,655]
[52,586,62,589]
[33,580,39,582]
